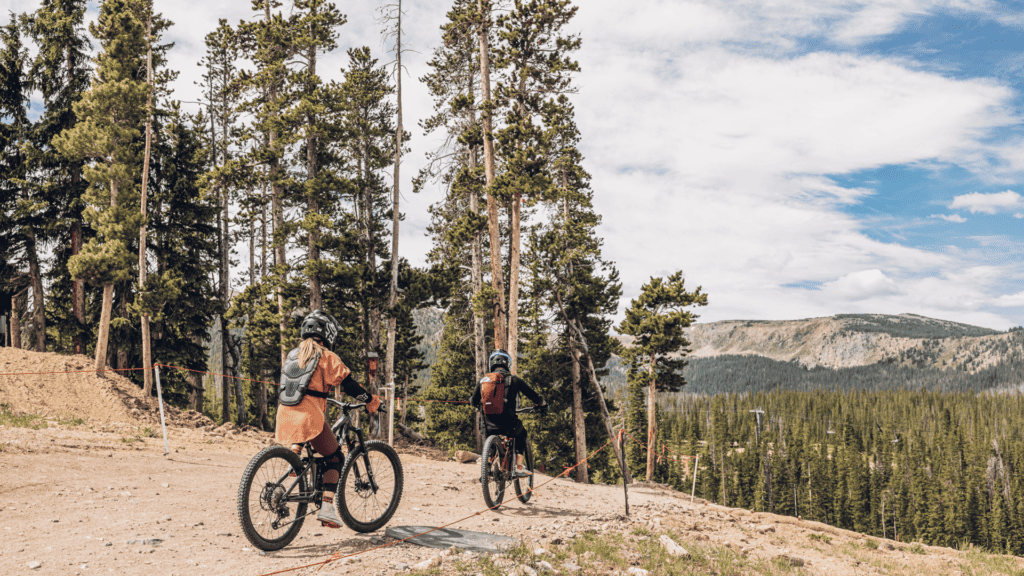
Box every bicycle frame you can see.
[487,405,541,480]
[273,399,376,508]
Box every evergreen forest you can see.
[632,384,1024,554]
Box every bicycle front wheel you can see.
[336,440,404,532]
[481,435,506,509]
[514,439,535,504]
[237,445,308,551]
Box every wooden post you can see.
[691,454,699,504]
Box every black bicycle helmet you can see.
[300,309,340,350]
[488,349,511,372]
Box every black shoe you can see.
[317,498,343,528]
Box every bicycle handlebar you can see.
[327,398,367,411]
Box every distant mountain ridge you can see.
[410,310,1024,393]
[686,313,1011,371]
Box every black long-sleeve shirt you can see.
[469,369,542,431]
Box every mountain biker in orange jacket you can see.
[470,349,547,477]
[275,310,381,528]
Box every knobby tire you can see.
[237,445,308,551]
[336,440,404,532]
[514,439,534,504]
[481,435,506,509]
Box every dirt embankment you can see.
[0,347,213,429]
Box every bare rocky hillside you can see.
[685,313,1020,371]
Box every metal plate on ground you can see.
[384,526,518,553]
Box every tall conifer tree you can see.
[492,0,580,374]
[55,0,148,374]
[617,272,707,482]
[22,0,93,354]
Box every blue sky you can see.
[9,0,1024,330]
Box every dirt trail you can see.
[1,347,1020,575]
[2,420,1011,576]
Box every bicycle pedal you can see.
[320,520,341,529]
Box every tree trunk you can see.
[477,0,505,350]
[385,0,402,393]
[258,371,271,431]
[261,177,268,279]
[188,334,204,411]
[569,336,588,483]
[401,372,409,427]
[220,136,233,421]
[266,0,287,369]
[249,197,255,288]
[95,284,114,374]
[25,229,46,352]
[10,290,24,349]
[231,334,245,426]
[220,317,229,422]
[508,193,521,372]
[551,283,632,503]
[140,8,154,396]
[94,177,120,375]
[646,353,656,482]
[116,286,128,371]
[362,141,380,397]
[468,67,486,452]
[71,219,85,354]
[306,45,322,311]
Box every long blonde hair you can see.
[298,338,326,369]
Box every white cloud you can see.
[822,269,902,300]
[994,292,1024,307]
[1015,213,1024,219]
[7,0,1021,331]
[932,214,967,223]
[949,190,1023,214]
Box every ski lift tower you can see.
[749,407,765,442]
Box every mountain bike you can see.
[480,405,545,509]
[237,399,404,551]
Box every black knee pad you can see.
[326,446,344,470]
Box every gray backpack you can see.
[278,347,327,406]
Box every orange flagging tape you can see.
[0,366,148,376]
[255,436,616,576]
[622,429,697,461]
[155,363,278,387]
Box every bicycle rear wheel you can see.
[514,439,535,504]
[481,435,506,509]
[336,440,404,532]
[238,446,308,551]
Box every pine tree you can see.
[380,0,408,394]
[623,365,647,478]
[419,0,495,447]
[472,0,506,351]
[530,92,620,483]
[423,312,476,451]
[54,0,148,374]
[338,46,398,404]
[150,104,218,412]
[22,0,93,354]
[237,0,293,368]
[617,272,707,481]
[492,0,581,374]
[0,14,35,352]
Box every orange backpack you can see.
[480,372,506,415]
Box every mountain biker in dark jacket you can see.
[470,349,547,477]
